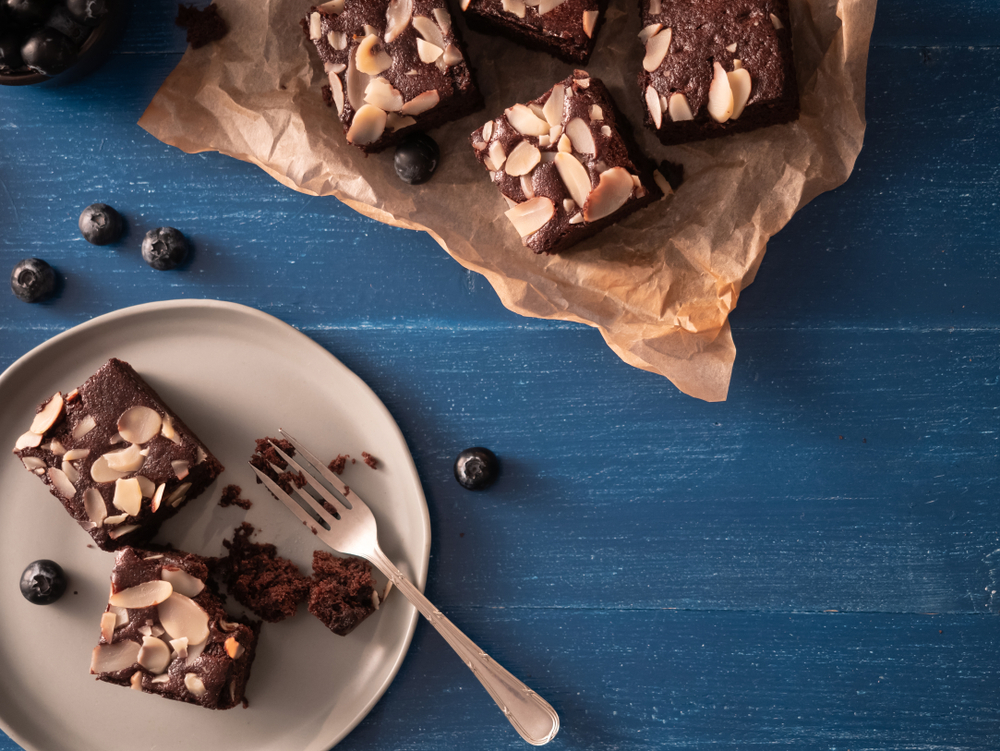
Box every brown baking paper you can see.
[139,0,876,401]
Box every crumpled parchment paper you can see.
[139,0,876,401]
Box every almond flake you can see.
[386,113,417,131]
[184,673,207,697]
[442,44,462,66]
[346,104,388,145]
[416,38,444,64]
[30,393,64,435]
[557,133,572,153]
[138,636,171,674]
[308,11,322,39]
[83,487,107,525]
[501,0,525,17]
[167,482,192,507]
[433,6,451,33]
[318,0,345,12]
[113,477,142,516]
[504,197,555,238]
[520,174,535,199]
[150,483,166,512]
[770,12,784,29]
[505,104,550,136]
[562,198,575,213]
[61,458,80,485]
[328,31,348,50]
[582,9,598,37]
[653,169,673,196]
[160,414,181,444]
[400,90,440,115]
[554,152,592,208]
[130,672,143,690]
[583,167,634,222]
[19,456,45,470]
[668,92,694,121]
[707,61,734,122]
[170,637,190,659]
[161,567,205,598]
[104,443,144,473]
[72,415,97,439]
[224,636,245,660]
[117,406,161,445]
[48,467,75,499]
[488,140,507,170]
[728,67,752,119]
[537,0,566,14]
[103,513,128,526]
[160,592,210,646]
[100,611,117,642]
[412,15,446,48]
[504,141,541,176]
[568,212,584,225]
[601,125,612,137]
[109,580,173,609]
[64,448,89,462]
[590,104,603,121]
[565,117,595,155]
[542,84,564,127]
[365,77,403,112]
[638,23,661,43]
[384,0,413,42]
[726,42,737,53]
[482,120,494,141]
[356,34,392,76]
[645,85,663,129]
[643,27,671,72]
[14,431,42,450]
[90,641,140,674]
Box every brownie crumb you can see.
[219,484,253,510]
[308,551,377,636]
[361,452,378,469]
[328,454,350,475]
[176,3,229,49]
[251,437,306,494]
[219,522,310,622]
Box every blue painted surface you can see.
[2,1,1000,749]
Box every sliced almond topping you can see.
[582,9,598,37]
[648,0,660,12]
[412,15,446,48]
[668,92,694,121]
[170,637,189,659]
[520,174,535,199]
[554,152,592,208]
[84,487,107,525]
[224,636,245,660]
[19,456,45,470]
[442,44,463,66]
[396,91,439,119]
[110,580,173,609]
[502,195,517,210]
[565,117,595,155]
[130,671,143,690]
[118,406,161,445]
[132,476,153,498]
[549,123,562,141]
[100,611,117,642]
[159,413,180,444]
[645,85,663,129]
[50,439,65,455]
[48,467,76,499]
[327,30,348,50]
[161,566,205,598]
[557,133,572,153]
[356,34,392,76]
[308,11,322,40]
[770,12,784,29]
[501,0,525,17]
[30,393,64,435]
[537,0,566,14]
[327,67,344,115]
[386,112,417,131]
[184,673,207,697]
[14,431,42,450]
[416,38,444,64]
[707,61,734,122]
[601,124,612,137]
[643,27,671,72]
[590,104,603,121]
[482,120,494,141]
[733,58,743,70]
[568,212,584,225]
[72,415,97,439]
[562,198,575,213]
[64,448,89,462]
[638,23,661,43]
[109,605,129,626]
[505,104,550,136]
[372,589,381,609]
[167,482,192,507]
[150,673,170,685]
[726,41,737,53]
[61,459,80,485]
[583,167,634,222]
[728,67,751,119]
[542,83,564,127]
[318,0,345,12]
[488,140,506,171]
[91,454,127,483]
[150,483,166,512]
[138,636,171,674]
[504,141,541,176]
[346,104,388,145]
[90,641,140,674]
[433,6,451,33]
[220,620,240,632]
[104,443,144,473]
[103,513,128,526]
[113,477,142,516]
[160,592,210,646]
[504,197,555,238]
[384,0,413,42]
[184,640,206,666]
[460,0,470,9]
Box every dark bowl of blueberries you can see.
[0,0,120,85]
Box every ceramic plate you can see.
[0,300,429,751]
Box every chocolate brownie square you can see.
[459,0,606,64]
[638,0,799,144]
[12,358,225,551]
[302,0,483,154]
[470,71,665,255]
[90,547,260,710]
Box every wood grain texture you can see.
[2,0,999,749]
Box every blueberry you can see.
[46,5,89,45]
[394,132,439,185]
[4,0,55,27]
[141,226,188,270]
[21,27,77,75]
[10,257,56,302]
[0,34,24,71]
[19,559,67,604]
[453,447,499,491]
[78,203,122,245]
[65,0,108,27]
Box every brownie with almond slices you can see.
[302,0,483,154]
[12,358,225,551]
[637,0,799,145]
[90,547,260,710]
[470,71,665,255]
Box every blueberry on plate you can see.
[65,0,109,26]
[141,226,188,270]
[454,447,499,491]
[0,34,24,72]
[21,27,77,75]
[20,559,68,605]
[10,257,56,303]
[5,0,55,27]
[78,203,122,245]
[394,132,439,185]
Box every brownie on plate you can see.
[459,0,606,64]
[302,0,483,154]
[12,358,224,551]
[90,547,260,710]
[638,0,799,145]
[470,70,664,255]
[308,550,379,636]
[219,522,311,622]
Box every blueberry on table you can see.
[19,559,67,605]
[10,258,56,303]
[394,132,440,185]
[454,447,499,490]
[141,227,188,270]
[78,203,122,245]
[21,28,77,75]
[4,0,55,27]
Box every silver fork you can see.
[250,430,560,746]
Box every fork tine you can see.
[250,464,340,533]
[278,430,352,498]
[267,440,351,513]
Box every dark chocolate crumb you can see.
[176,3,229,49]
[251,437,306,493]
[343,485,350,496]
[219,483,253,510]
[328,454,349,475]
[361,451,378,469]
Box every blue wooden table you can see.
[2,1,999,748]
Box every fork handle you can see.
[370,547,560,746]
